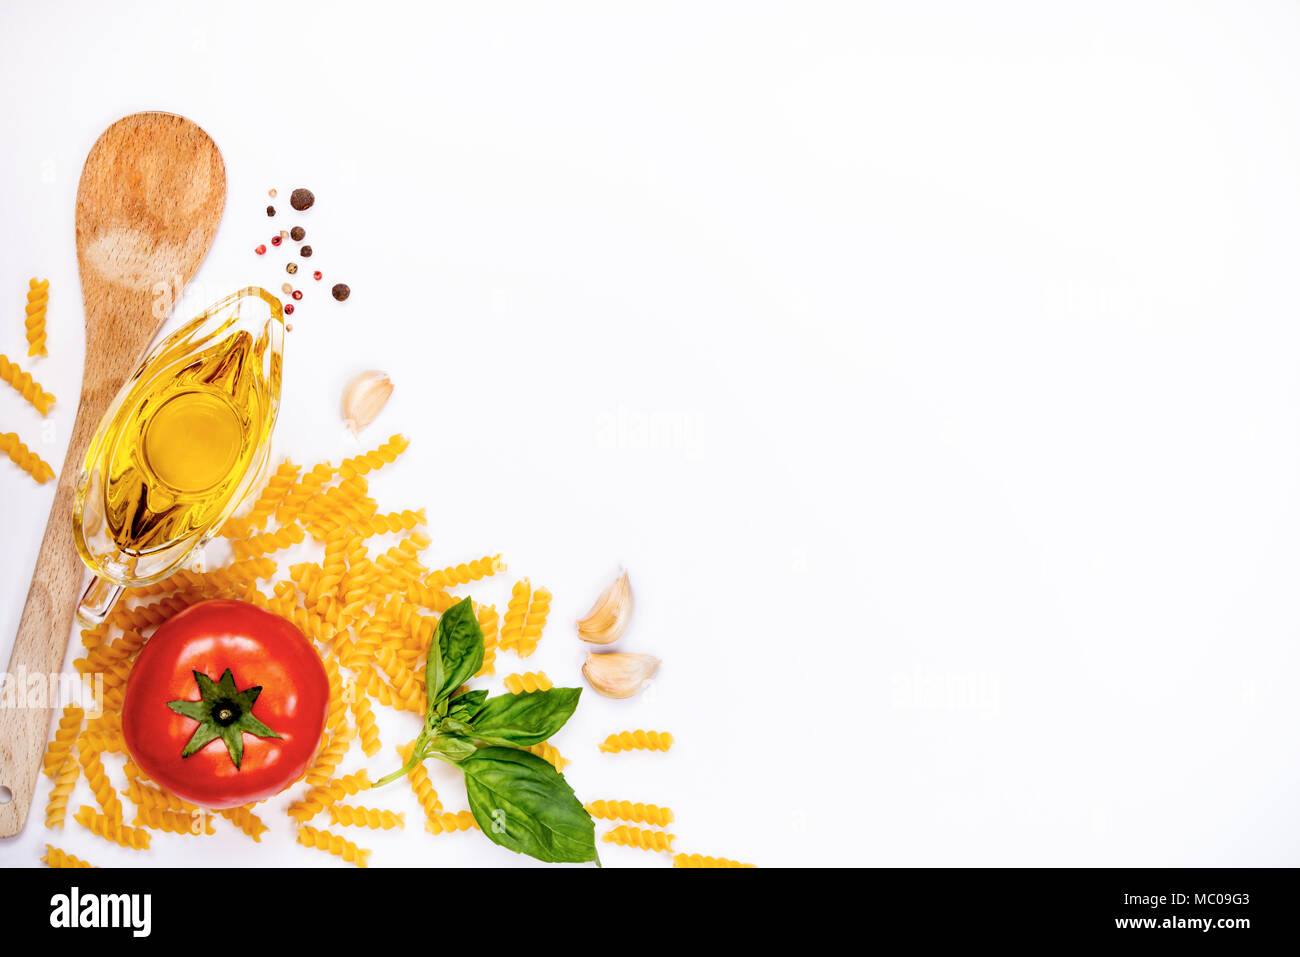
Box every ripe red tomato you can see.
[122,599,329,810]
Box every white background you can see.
[1,0,1299,868]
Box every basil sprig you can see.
[374,597,598,865]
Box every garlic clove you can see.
[576,570,632,644]
[341,370,393,434]
[582,652,660,699]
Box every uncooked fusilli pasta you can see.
[328,804,405,830]
[73,806,150,849]
[599,730,674,753]
[44,755,79,830]
[42,845,95,869]
[602,825,675,852]
[25,278,49,357]
[297,825,371,867]
[337,433,408,480]
[0,353,55,414]
[425,810,479,835]
[504,671,552,694]
[673,853,755,868]
[219,805,270,842]
[43,705,83,778]
[585,800,675,827]
[1,431,54,483]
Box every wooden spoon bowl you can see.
[0,112,224,836]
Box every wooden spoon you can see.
[0,112,225,836]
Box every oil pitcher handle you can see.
[77,575,123,627]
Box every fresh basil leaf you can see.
[432,598,484,708]
[440,719,475,736]
[426,734,477,762]
[461,747,597,864]
[471,688,582,747]
[448,688,488,722]
[424,628,444,715]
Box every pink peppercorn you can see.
[255,244,267,255]
[292,290,303,300]
[284,303,294,315]
[313,270,322,281]
[271,235,282,247]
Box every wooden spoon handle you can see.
[0,392,108,837]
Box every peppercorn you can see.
[255,244,267,255]
[284,303,295,315]
[290,226,305,241]
[313,270,323,281]
[292,290,303,301]
[271,236,282,247]
[281,283,293,295]
[300,246,312,258]
[331,283,350,302]
[286,262,298,274]
[266,205,275,216]
[290,188,315,211]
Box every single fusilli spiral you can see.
[0,353,55,414]
[528,741,569,771]
[43,704,84,778]
[425,810,479,835]
[287,769,372,823]
[349,508,427,539]
[499,579,530,652]
[79,747,122,821]
[504,671,552,694]
[74,806,150,849]
[1,431,55,483]
[406,582,457,613]
[304,723,355,789]
[127,780,196,816]
[599,730,674,753]
[329,804,405,830]
[673,853,755,868]
[77,730,126,756]
[476,603,499,676]
[603,825,675,852]
[309,527,352,609]
[133,806,215,836]
[586,800,675,827]
[218,805,269,842]
[231,522,305,560]
[107,594,193,633]
[25,278,49,357]
[516,586,551,657]
[127,557,277,599]
[43,844,95,868]
[398,741,444,822]
[425,554,506,591]
[337,433,409,480]
[297,825,372,868]
[44,754,79,829]
[350,691,381,757]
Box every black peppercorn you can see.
[300,246,312,257]
[266,205,276,216]
[290,188,315,211]
[331,283,350,302]
[290,226,305,241]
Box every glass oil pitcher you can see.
[73,286,285,625]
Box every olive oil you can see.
[74,287,284,621]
